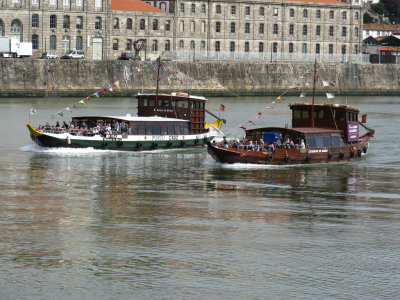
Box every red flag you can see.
[361,114,367,123]
[103,88,107,93]
[220,104,225,112]
[123,76,127,84]
[246,120,255,126]
[239,125,247,131]
[180,80,183,85]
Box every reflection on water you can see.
[1,97,400,298]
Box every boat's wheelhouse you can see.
[137,93,207,134]
[305,132,345,148]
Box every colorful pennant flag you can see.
[265,106,272,110]
[86,96,90,101]
[93,92,100,98]
[326,92,335,99]
[220,104,225,112]
[322,80,329,87]
[277,96,285,101]
[114,81,120,88]
[246,120,255,126]
[58,111,64,117]
[30,108,37,115]
[300,92,306,98]
[65,107,72,112]
[239,125,247,131]
[79,100,85,105]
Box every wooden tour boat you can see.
[27,58,224,151]
[207,62,375,165]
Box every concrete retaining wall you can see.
[0,59,399,97]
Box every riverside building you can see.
[0,0,364,61]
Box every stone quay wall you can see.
[0,59,399,97]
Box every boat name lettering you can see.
[169,135,178,140]
[308,149,328,153]
[156,109,174,113]
[152,135,167,140]
[104,136,122,142]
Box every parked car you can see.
[61,50,85,59]
[41,52,58,59]
[118,52,139,60]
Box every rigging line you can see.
[329,106,339,131]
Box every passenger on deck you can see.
[299,139,306,149]
[233,140,239,149]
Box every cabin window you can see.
[314,111,323,118]
[145,122,153,135]
[323,135,331,147]
[160,99,169,106]
[315,135,324,148]
[168,123,175,135]
[306,136,316,148]
[137,122,146,135]
[331,135,340,146]
[130,123,138,135]
[293,110,301,119]
[160,123,168,135]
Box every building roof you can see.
[380,46,400,52]
[286,0,346,4]
[111,0,166,13]
[363,24,400,31]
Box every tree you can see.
[364,12,374,24]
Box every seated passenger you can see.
[299,139,306,149]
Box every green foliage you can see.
[376,0,400,23]
[371,2,390,16]
[364,12,374,24]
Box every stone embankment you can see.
[0,59,399,97]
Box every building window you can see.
[245,6,250,15]
[201,41,205,49]
[76,36,82,50]
[329,44,333,54]
[302,43,307,53]
[289,43,293,53]
[273,8,278,16]
[126,39,132,50]
[245,23,250,34]
[355,12,359,20]
[62,35,70,54]
[32,0,39,4]
[76,0,82,6]
[329,26,334,36]
[113,39,118,50]
[32,34,39,49]
[303,25,307,35]
[231,22,235,33]
[316,10,321,18]
[140,19,145,30]
[32,14,39,28]
[316,25,320,36]
[341,45,346,54]
[0,21,3,37]
[152,40,158,51]
[179,40,184,48]
[259,42,264,52]
[342,12,346,20]
[190,40,195,49]
[201,4,206,14]
[216,5,221,14]
[95,0,101,8]
[303,9,308,18]
[342,27,347,37]
[273,24,278,35]
[259,23,264,34]
[216,22,221,33]
[355,27,358,37]
[290,9,294,18]
[230,41,235,52]
[273,42,277,53]
[95,17,101,30]
[179,21,184,32]
[260,7,264,16]
[127,18,132,30]
[289,24,294,35]
[50,0,56,5]
[50,35,56,50]
[76,16,83,29]
[215,41,220,52]
[113,18,119,30]
[180,3,184,13]
[63,16,70,29]
[165,40,170,51]
[63,0,69,6]
[50,15,57,29]
[190,21,195,33]
[201,21,206,33]
[354,45,358,54]
[329,11,334,19]
[153,19,158,30]
[165,20,170,31]
[316,43,320,54]
[244,42,249,52]
[191,4,195,13]
[231,6,236,15]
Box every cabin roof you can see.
[73,115,189,122]
[246,126,343,135]
[137,92,207,101]
[290,102,359,112]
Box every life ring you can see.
[339,151,344,160]
[117,141,123,147]
[350,150,355,158]
[363,146,368,153]
[181,140,186,147]
[195,138,199,145]
[328,151,332,160]
[306,156,311,164]
[137,142,143,149]
[267,154,273,161]
[284,152,289,163]
[357,149,362,157]
[153,142,158,149]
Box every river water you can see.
[0,95,399,299]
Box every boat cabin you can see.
[137,92,207,134]
[290,103,360,143]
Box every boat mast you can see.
[311,60,317,128]
[155,56,161,115]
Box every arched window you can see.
[273,24,278,34]
[95,17,102,30]
[259,42,264,52]
[165,40,170,51]
[231,22,235,33]
[215,21,220,33]
[32,34,39,49]
[355,27,359,37]
[289,24,294,35]
[63,15,70,29]
[140,19,145,30]
[180,3,184,13]
[191,4,195,13]
[215,41,220,52]
[127,18,132,30]
[355,12,359,20]
[113,38,118,50]
[50,35,57,50]
[10,20,22,41]
[50,15,57,28]
[0,20,4,37]
[259,23,264,34]
[341,45,346,54]
[152,40,158,51]
[179,21,184,32]
[273,42,277,53]
[179,40,184,48]
[113,18,119,30]
[303,25,307,35]
[316,10,321,18]
[289,43,293,53]
[216,5,221,14]
[201,4,206,14]
[354,45,358,54]
[190,41,195,49]
[259,7,264,16]
[245,23,250,34]
[32,14,39,28]
[244,42,249,52]
[76,16,83,29]
[342,12,347,20]
[316,44,320,54]
[126,39,132,50]
[76,36,82,50]
[245,6,250,15]
[230,41,235,52]
[303,9,308,18]
[153,19,158,30]
[329,11,334,19]
[160,2,167,11]
[302,43,307,53]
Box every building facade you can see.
[0,0,364,60]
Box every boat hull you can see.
[27,124,213,151]
[207,140,371,165]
